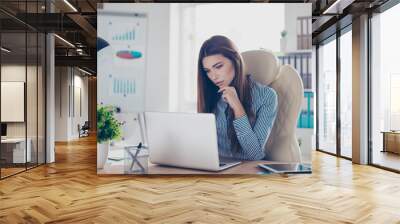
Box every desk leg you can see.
[382,133,386,153]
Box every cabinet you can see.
[382,131,400,154]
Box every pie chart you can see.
[116,50,142,59]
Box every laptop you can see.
[144,112,241,171]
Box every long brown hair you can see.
[197,35,255,153]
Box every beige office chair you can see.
[242,50,303,162]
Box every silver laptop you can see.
[144,112,241,171]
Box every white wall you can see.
[1,65,26,139]
[55,67,89,141]
[1,65,26,81]
[1,64,46,163]
[72,74,89,138]
[1,65,36,136]
[55,67,69,141]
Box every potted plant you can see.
[280,30,288,53]
[97,105,122,169]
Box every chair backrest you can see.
[242,50,303,162]
[82,121,90,129]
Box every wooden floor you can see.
[1,135,400,223]
[0,167,26,178]
[1,163,44,178]
[373,151,400,171]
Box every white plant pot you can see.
[280,38,287,53]
[97,142,110,169]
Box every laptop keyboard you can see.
[219,163,226,167]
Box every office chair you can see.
[78,121,90,138]
[242,50,303,162]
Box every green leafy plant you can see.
[281,30,287,38]
[97,105,122,144]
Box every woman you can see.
[197,35,278,161]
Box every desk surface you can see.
[381,131,400,134]
[1,138,26,143]
[98,160,308,175]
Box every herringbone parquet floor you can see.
[1,135,400,223]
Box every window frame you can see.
[315,24,353,161]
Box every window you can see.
[317,37,337,154]
[370,3,400,171]
[340,29,352,158]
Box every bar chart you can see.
[113,78,136,96]
[112,29,135,41]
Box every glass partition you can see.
[0,1,46,179]
[1,30,27,178]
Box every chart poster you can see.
[97,9,148,113]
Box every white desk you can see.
[1,138,31,163]
[98,148,271,174]
[99,160,270,175]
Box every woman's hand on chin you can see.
[218,86,246,119]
